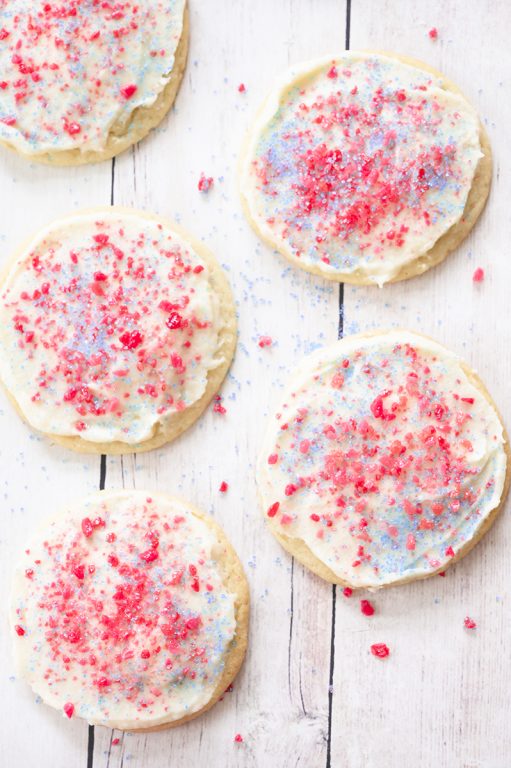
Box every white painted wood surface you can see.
[1,2,510,767]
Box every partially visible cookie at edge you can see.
[0,1,189,165]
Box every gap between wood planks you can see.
[87,158,116,768]
[87,3,352,761]
[326,4,350,768]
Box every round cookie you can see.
[0,207,236,453]
[11,490,249,730]
[258,330,509,588]
[0,1,189,165]
[239,51,491,286]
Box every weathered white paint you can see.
[1,2,509,767]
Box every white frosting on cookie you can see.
[0,0,185,156]
[11,491,237,729]
[259,331,507,587]
[0,209,225,445]
[240,52,483,285]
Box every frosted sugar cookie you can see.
[240,52,491,285]
[0,208,236,453]
[11,490,249,730]
[0,1,188,164]
[258,331,509,588]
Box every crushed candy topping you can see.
[259,332,506,588]
[242,53,482,284]
[0,211,224,445]
[12,492,237,728]
[0,0,186,155]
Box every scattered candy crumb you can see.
[219,481,229,493]
[63,702,74,719]
[370,643,390,659]
[198,174,214,193]
[472,267,485,283]
[238,83,246,93]
[258,335,273,348]
[112,738,120,746]
[342,587,353,598]
[234,734,244,743]
[213,396,227,415]
[464,616,477,630]
[428,27,438,39]
[360,599,375,616]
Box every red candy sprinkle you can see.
[139,548,159,563]
[370,391,396,421]
[64,121,81,136]
[72,564,85,580]
[464,616,477,630]
[472,267,485,282]
[267,502,280,518]
[81,517,94,538]
[219,481,228,493]
[120,84,138,99]
[234,734,244,743]
[258,335,273,348]
[213,396,227,414]
[342,587,353,597]
[15,625,25,637]
[198,174,214,193]
[370,643,390,658]
[63,702,74,719]
[166,311,184,330]
[119,330,143,350]
[112,738,120,746]
[360,599,375,616]
[238,83,246,93]
[428,27,438,39]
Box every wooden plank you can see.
[0,156,111,765]
[92,2,345,767]
[332,2,511,767]
[3,2,509,767]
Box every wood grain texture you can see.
[333,2,511,768]
[0,149,111,767]
[1,2,509,767]
[93,1,344,765]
